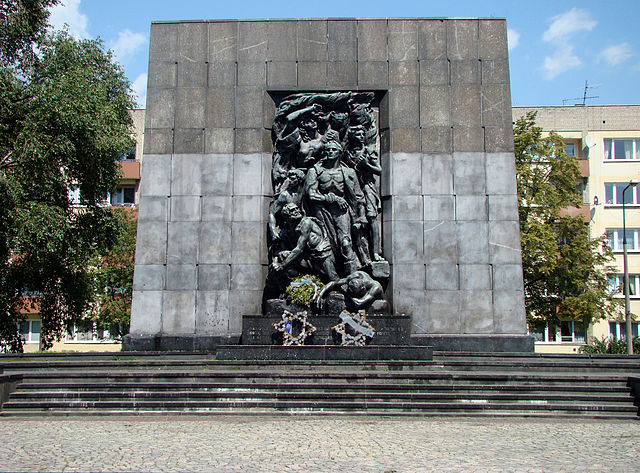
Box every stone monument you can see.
[124,18,533,352]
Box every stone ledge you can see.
[216,345,433,361]
[410,334,534,352]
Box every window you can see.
[609,322,640,340]
[606,228,640,251]
[607,274,640,298]
[604,182,640,205]
[119,146,136,161]
[18,320,41,344]
[529,322,585,343]
[564,143,576,157]
[110,186,136,206]
[66,323,117,343]
[529,324,557,343]
[68,186,81,205]
[604,139,640,161]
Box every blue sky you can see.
[48,0,640,108]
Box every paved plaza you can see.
[0,416,638,472]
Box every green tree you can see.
[514,112,620,333]
[0,1,135,351]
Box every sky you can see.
[47,0,640,109]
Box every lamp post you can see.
[622,179,639,355]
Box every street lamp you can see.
[622,179,639,355]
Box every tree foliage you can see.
[514,111,620,331]
[0,1,135,351]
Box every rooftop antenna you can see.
[562,80,600,105]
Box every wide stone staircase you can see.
[1,351,639,419]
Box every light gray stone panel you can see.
[493,290,526,333]
[389,61,418,86]
[170,195,200,222]
[267,21,297,61]
[482,85,512,127]
[177,61,207,87]
[390,153,421,196]
[417,20,446,60]
[459,264,492,290]
[392,221,423,263]
[450,60,480,86]
[488,194,518,221]
[327,62,357,88]
[167,222,198,264]
[140,155,171,196]
[201,154,233,196]
[424,290,460,333]
[206,88,234,128]
[328,20,357,61]
[489,221,522,264]
[235,87,263,128]
[173,129,204,155]
[392,264,425,291]
[380,152,391,197]
[267,61,297,87]
[391,129,420,153]
[297,62,327,88]
[456,195,488,221]
[425,264,458,290]
[233,154,262,196]
[178,22,207,61]
[453,152,486,195]
[198,265,231,291]
[235,129,263,154]
[149,23,178,62]
[485,126,514,153]
[196,290,230,336]
[148,62,176,88]
[481,59,510,85]
[133,265,165,291]
[357,61,388,88]
[479,20,508,60]
[447,20,478,60]
[232,222,263,264]
[493,264,524,291]
[171,154,202,196]
[422,154,453,194]
[297,20,327,61]
[130,290,163,334]
[138,196,169,222]
[262,153,273,197]
[453,126,484,152]
[391,86,419,128]
[237,22,268,61]
[144,129,174,155]
[457,221,489,264]
[205,128,235,154]
[209,62,236,87]
[208,22,237,62]
[201,196,232,222]
[388,19,417,61]
[424,220,457,264]
[162,290,196,334]
[393,289,425,319]
[146,88,175,129]
[421,127,452,154]
[382,198,392,223]
[237,61,266,86]
[424,196,455,221]
[176,87,206,129]
[231,264,265,290]
[451,85,481,127]
[199,222,232,264]
[391,195,423,221]
[460,290,493,333]
[229,290,262,333]
[262,92,277,129]
[166,264,197,291]
[486,152,517,195]
[233,196,263,222]
[358,20,387,61]
[419,60,449,86]
[420,86,450,127]
[135,221,167,265]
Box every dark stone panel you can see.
[481,59,510,85]
[146,88,175,129]
[328,20,357,61]
[410,335,534,352]
[267,61,297,88]
[143,129,173,155]
[450,60,480,86]
[148,61,177,88]
[417,19,446,60]
[267,21,297,61]
[175,88,206,129]
[177,61,207,87]
[205,128,235,154]
[421,126,453,153]
[357,61,388,88]
[380,129,390,156]
[446,20,479,60]
[206,88,235,128]
[208,21,238,62]
[390,86,420,128]
[327,61,357,88]
[297,62,327,89]
[235,86,263,128]
[391,128,420,153]
[451,85,481,127]
[178,22,208,61]
[262,128,274,154]
[482,84,512,127]
[453,127,484,152]
[419,59,449,86]
[389,61,418,86]
[123,335,239,352]
[174,128,204,154]
[262,91,276,129]
[209,62,237,87]
[379,91,390,130]
[479,19,508,60]
[420,85,451,127]
[388,19,418,61]
[237,61,266,86]
[217,345,433,360]
[297,20,328,61]
[149,23,178,62]
[235,128,263,153]
[484,126,515,153]
[357,19,388,61]
[238,21,268,61]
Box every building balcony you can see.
[119,161,140,180]
[559,203,591,223]
[578,159,589,177]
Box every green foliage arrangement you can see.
[285,275,324,307]
[579,336,640,354]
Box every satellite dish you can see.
[584,135,595,148]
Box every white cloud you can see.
[542,45,582,80]
[48,0,89,39]
[109,30,147,66]
[542,8,597,43]
[597,43,633,66]
[131,73,147,108]
[507,28,520,51]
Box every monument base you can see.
[410,334,535,353]
[216,345,433,361]
[122,334,239,352]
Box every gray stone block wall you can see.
[130,18,525,345]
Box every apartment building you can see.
[513,105,640,353]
